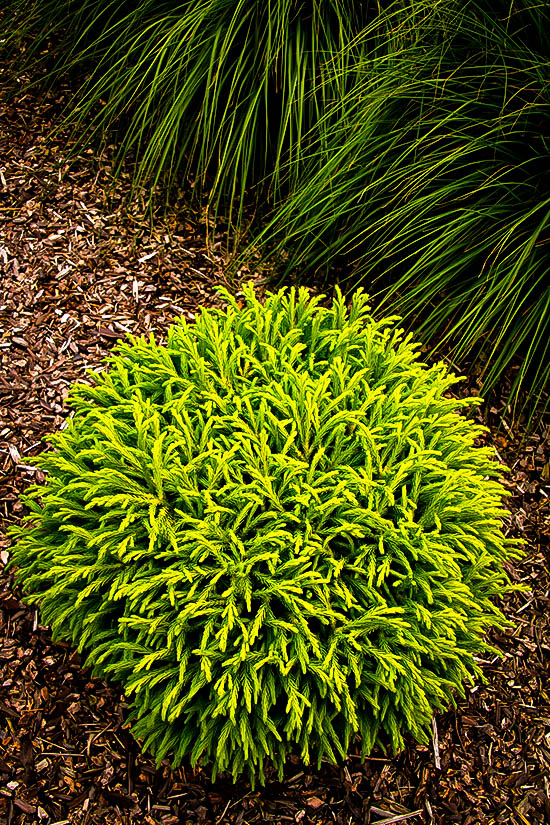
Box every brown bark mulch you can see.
[1,69,550,825]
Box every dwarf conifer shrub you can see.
[9,285,518,783]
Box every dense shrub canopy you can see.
[10,286,518,783]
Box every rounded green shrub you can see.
[9,285,518,783]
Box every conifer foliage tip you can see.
[9,285,518,783]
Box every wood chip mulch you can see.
[1,69,549,825]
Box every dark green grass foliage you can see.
[4,0,373,218]
[5,0,549,421]
[3,0,451,221]
[247,3,550,422]
[9,286,519,783]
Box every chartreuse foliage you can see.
[9,286,519,784]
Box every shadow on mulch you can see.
[1,58,549,825]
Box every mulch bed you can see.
[1,66,549,825]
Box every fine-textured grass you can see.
[244,6,550,423]
[4,0,417,222]
[9,285,519,784]
[3,0,549,420]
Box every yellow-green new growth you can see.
[9,285,520,784]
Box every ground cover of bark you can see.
[1,72,549,825]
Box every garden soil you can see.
[1,76,549,825]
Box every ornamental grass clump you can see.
[3,0,445,223]
[247,8,550,423]
[9,285,519,784]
